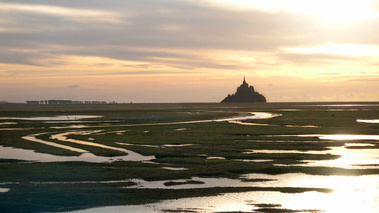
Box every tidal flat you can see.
[0,102,378,212]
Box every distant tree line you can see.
[26,100,117,105]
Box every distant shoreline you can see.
[1,101,379,105]
[0,101,378,113]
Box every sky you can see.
[1,0,379,103]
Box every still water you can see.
[0,145,153,163]
[69,173,379,213]
[0,115,102,121]
[71,174,379,213]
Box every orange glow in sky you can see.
[0,1,378,102]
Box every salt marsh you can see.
[0,102,378,212]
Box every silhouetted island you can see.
[221,77,266,103]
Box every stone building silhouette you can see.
[221,77,266,103]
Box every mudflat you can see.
[0,102,378,212]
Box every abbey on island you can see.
[221,77,266,103]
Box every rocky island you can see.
[221,77,266,103]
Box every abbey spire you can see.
[241,76,248,88]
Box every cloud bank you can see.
[0,0,378,102]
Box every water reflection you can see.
[51,131,132,153]
[71,196,254,213]
[161,167,187,171]
[0,188,10,193]
[357,119,379,124]
[244,149,326,154]
[228,121,271,126]
[72,174,379,213]
[3,130,155,162]
[345,143,374,147]
[301,104,379,107]
[305,146,379,169]
[51,125,95,129]
[0,122,17,125]
[0,115,102,121]
[244,173,379,213]
[126,177,256,189]
[0,145,153,163]
[174,128,188,131]
[22,133,88,153]
[17,131,154,162]
[285,124,319,128]
[70,172,379,212]
[298,134,379,141]
[0,128,34,131]
[162,144,193,148]
[246,139,379,169]
[206,156,226,160]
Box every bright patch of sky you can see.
[203,0,379,21]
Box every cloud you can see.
[283,44,379,57]
[68,85,80,88]
[1,0,378,67]
[197,0,379,22]
[0,2,122,24]
[277,52,364,65]
[0,0,378,102]
[0,1,377,76]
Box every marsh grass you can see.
[0,102,378,212]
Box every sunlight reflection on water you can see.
[72,174,379,213]
[243,173,379,213]
[0,145,153,163]
[264,134,379,141]
[0,188,10,193]
[0,122,17,125]
[259,133,379,169]
[357,119,379,123]
[304,146,379,169]
[299,134,379,140]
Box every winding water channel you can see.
[5,112,279,163]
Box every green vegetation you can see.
[0,102,378,212]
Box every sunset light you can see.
[1,1,379,212]
[0,0,378,102]
[209,0,379,21]
[284,43,379,57]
